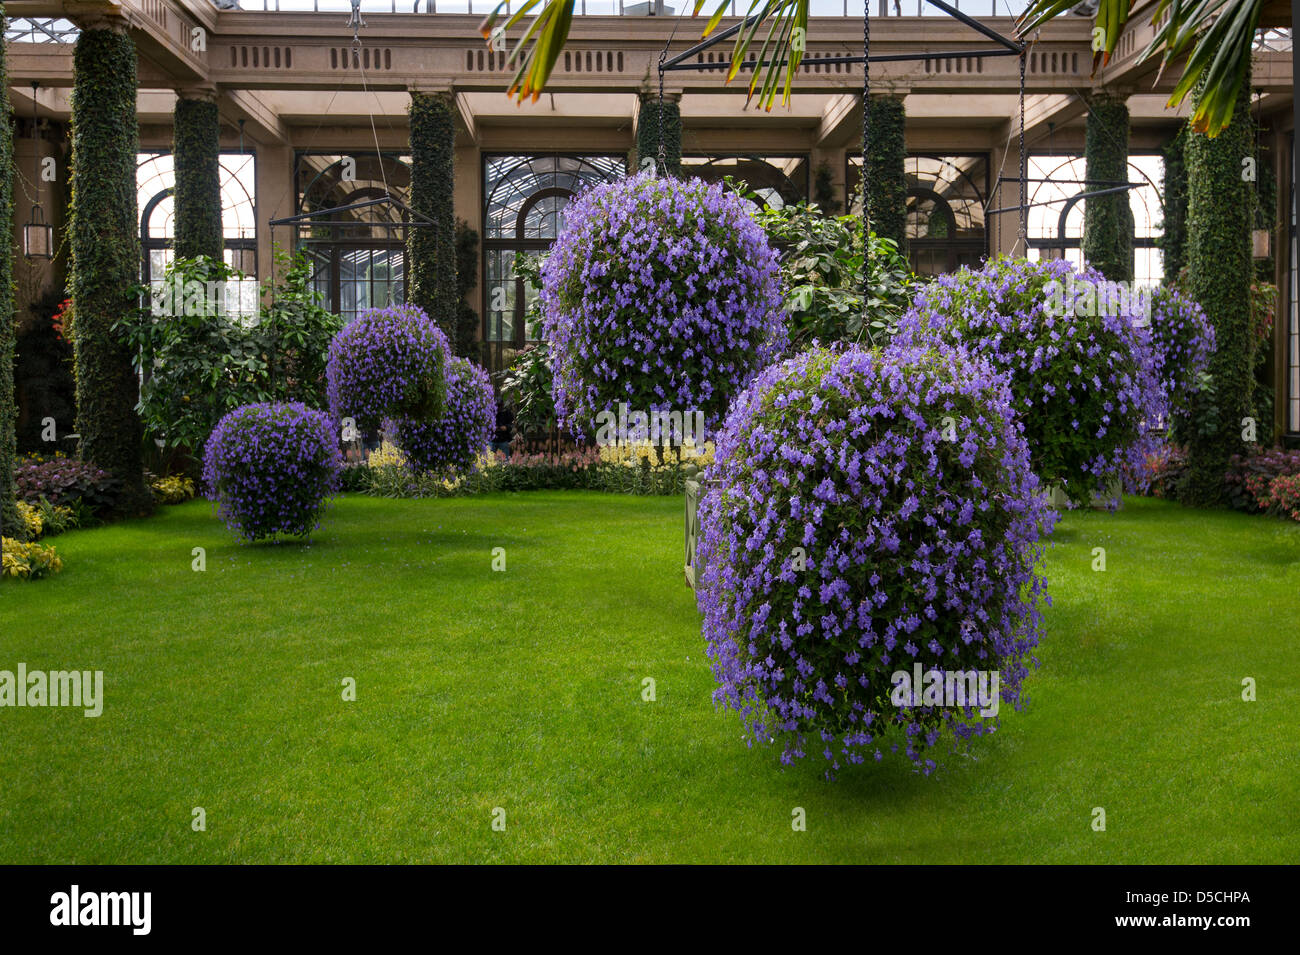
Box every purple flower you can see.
[540,172,787,441]
[202,402,341,542]
[892,257,1167,506]
[326,304,451,434]
[697,343,1053,776]
[388,357,495,477]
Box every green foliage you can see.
[15,497,78,540]
[636,93,681,176]
[148,472,196,505]
[0,12,17,537]
[736,180,913,348]
[1082,94,1134,282]
[1180,75,1255,506]
[172,97,222,262]
[263,246,342,408]
[483,1,815,110]
[364,445,700,498]
[812,162,839,213]
[1018,0,1266,137]
[15,294,77,455]
[864,96,907,252]
[69,27,153,517]
[497,341,555,441]
[407,92,459,343]
[116,251,345,467]
[453,219,480,359]
[1,536,63,580]
[1160,126,1189,281]
[115,256,272,466]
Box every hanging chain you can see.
[860,0,871,336]
[1017,47,1028,251]
[657,49,668,177]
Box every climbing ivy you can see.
[1180,74,1255,506]
[864,96,906,253]
[1082,94,1134,283]
[636,93,681,176]
[454,218,480,361]
[1160,125,1188,282]
[407,92,459,344]
[172,96,222,262]
[0,7,18,537]
[69,26,152,516]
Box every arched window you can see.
[847,154,989,276]
[681,155,810,209]
[138,150,258,285]
[1026,153,1164,286]
[905,155,988,275]
[293,152,412,326]
[482,154,625,373]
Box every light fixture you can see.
[23,82,53,260]
[1252,228,1271,259]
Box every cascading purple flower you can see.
[325,303,451,434]
[389,357,495,476]
[540,172,787,441]
[202,401,341,542]
[697,343,1054,776]
[892,256,1166,507]
[1145,284,1215,422]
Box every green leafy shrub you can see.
[13,454,121,515]
[262,247,342,408]
[2,537,63,580]
[1253,472,1300,522]
[13,499,77,540]
[148,473,196,504]
[1224,447,1300,513]
[115,255,272,462]
[736,179,913,348]
[497,342,556,443]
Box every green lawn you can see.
[2,492,1297,863]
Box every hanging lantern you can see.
[23,205,54,259]
[24,82,54,260]
[1252,229,1271,260]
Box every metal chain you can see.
[1017,48,1028,250]
[657,49,667,177]
[860,0,870,325]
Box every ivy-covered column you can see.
[1082,93,1134,282]
[172,89,223,263]
[69,22,152,516]
[636,92,681,176]
[1160,126,1189,282]
[863,95,907,253]
[1181,73,1255,506]
[407,90,459,345]
[0,5,19,537]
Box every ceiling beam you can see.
[816,93,859,148]
[220,88,289,145]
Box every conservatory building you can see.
[4,0,1297,439]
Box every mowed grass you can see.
[1,491,1297,863]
